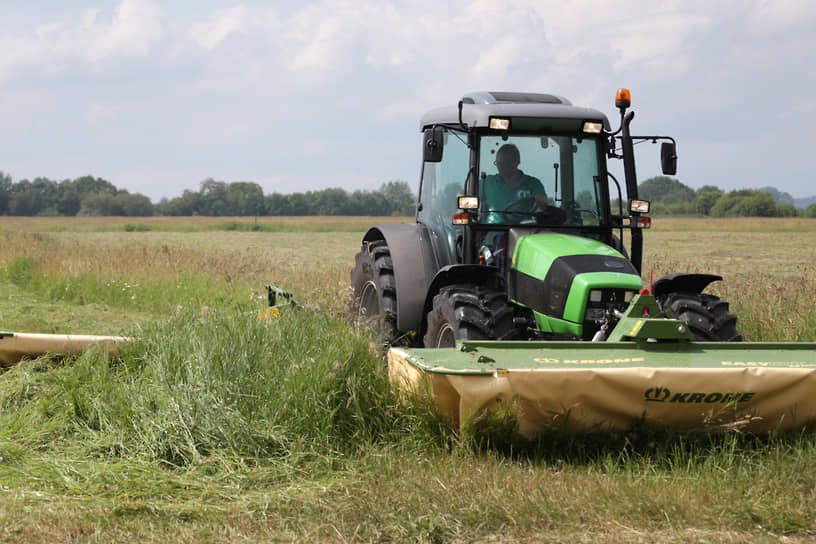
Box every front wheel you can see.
[349,240,399,345]
[658,292,742,341]
[424,285,520,348]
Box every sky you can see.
[1,0,815,202]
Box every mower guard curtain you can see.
[388,342,816,435]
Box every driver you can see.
[481,143,548,224]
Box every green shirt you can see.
[480,170,546,223]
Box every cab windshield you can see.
[478,134,606,227]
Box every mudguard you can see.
[363,224,439,335]
[652,273,722,298]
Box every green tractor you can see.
[351,89,740,348]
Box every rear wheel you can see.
[658,292,742,341]
[350,240,399,344]
[424,285,520,348]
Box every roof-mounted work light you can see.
[489,117,510,130]
[582,121,603,134]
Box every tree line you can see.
[636,176,816,218]
[0,172,416,217]
[1,169,814,218]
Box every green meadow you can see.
[1,216,815,543]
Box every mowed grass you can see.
[0,216,815,543]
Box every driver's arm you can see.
[534,193,549,207]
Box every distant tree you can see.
[648,202,669,216]
[73,175,118,197]
[199,179,229,216]
[775,203,799,217]
[116,192,154,216]
[311,187,350,215]
[696,185,723,195]
[225,182,265,216]
[0,171,13,214]
[263,192,291,215]
[57,180,83,215]
[286,192,311,215]
[156,190,202,216]
[377,180,416,215]
[694,189,724,215]
[710,189,778,217]
[8,185,42,216]
[735,192,778,217]
[79,193,122,216]
[31,177,59,210]
[639,176,696,206]
[345,190,389,215]
[804,202,816,218]
[667,202,693,215]
[760,186,795,205]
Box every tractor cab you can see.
[416,92,624,274]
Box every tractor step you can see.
[388,340,816,435]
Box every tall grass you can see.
[0,309,449,467]
[0,228,359,318]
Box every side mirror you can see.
[660,142,677,175]
[423,126,444,163]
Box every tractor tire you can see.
[350,240,399,345]
[658,292,742,341]
[424,284,519,348]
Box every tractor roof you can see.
[420,91,611,131]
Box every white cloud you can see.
[0,0,163,82]
[187,4,251,51]
[745,0,816,36]
[473,36,525,76]
[284,1,360,72]
[77,0,164,63]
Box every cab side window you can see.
[418,130,469,266]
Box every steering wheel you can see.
[577,208,600,219]
[502,196,567,225]
[559,201,601,225]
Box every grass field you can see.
[1,216,815,543]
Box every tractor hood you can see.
[510,233,628,275]
[507,232,643,335]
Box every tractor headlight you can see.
[630,200,650,213]
[457,196,479,209]
[582,121,603,134]
[590,289,603,303]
